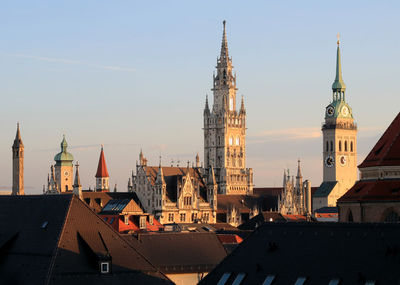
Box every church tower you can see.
[203,21,253,195]
[54,135,74,192]
[95,146,110,192]
[314,36,358,209]
[12,123,24,195]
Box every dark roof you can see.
[200,222,400,285]
[123,232,227,274]
[313,181,338,198]
[238,212,286,231]
[359,112,400,168]
[253,187,283,196]
[338,179,400,203]
[217,195,267,213]
[0,195,171,284]
[314,207,338,214]
[99,198,143,215]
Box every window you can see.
[168,213,174,222]
[203,213,209,222]
[345,141,348,152]
[348,210,353,222]
[229,98,234,110]
[184,196,192,206]
[100,262,110,273]
[232,273,246,285]
[330,141,333,152]
[139,216,146,229]
[294,277,307,285]
[384,211,399,223]
[351,141,354,152]
[149,216,154,225]
[262,275,275,285]
[192,213,197,222]
[339,141,342,152]
[229,136,233,145]
[180,213,186,222]
[328,279,340,285]
[236,136,240,145]
[217,273,231,285]
[326,141,329,152]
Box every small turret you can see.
[239,96,246,115]
[73,162,83,200]
[195,153,200,168]
[204,95,210,116]
[95,145,110,192]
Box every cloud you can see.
[248,127,321,144]
[0,51,136,72]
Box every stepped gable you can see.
[359,112,400,168]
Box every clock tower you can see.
[314,37,358,210]
[54,135,74,192]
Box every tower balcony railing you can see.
[321,122,357,130]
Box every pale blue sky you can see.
[1,1,399,193]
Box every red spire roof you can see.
[95,146,109,178]
[359,112,400,168]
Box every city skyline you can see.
[1,1,399,193]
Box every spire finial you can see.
[101,144,104,150]
[332,34,346,94]
[220,20,229,60]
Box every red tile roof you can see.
[359,112,400,168]
[95,147,109,178]
[217,234,243,244]
[338,179,400,202]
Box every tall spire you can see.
[95,145,109,178]
[240,95,246,114]
[204,94,210,114]
[220,20,229,61]
[73,162,83,200]
[332,33,346,95]
[296,159,302,179]
[13,123,23,148]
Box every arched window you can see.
[339,141,342,152]
[351,141,354,152]
[348,210,353,222]
[229,136,233,146]
[236,136,240,145]
[384,211,399,223]
[345,141,348,152]
[330,141,333,152]
[326,141,329,152]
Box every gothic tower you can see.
[12,123,24,195]
[54,135,74,192]
[315,36,358,209]
[95,146,110,192]
[203,21,253,195]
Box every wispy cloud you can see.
[0,51,136,72]
[248,127,321,144]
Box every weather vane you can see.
[337,33,340,46]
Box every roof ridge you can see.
[44,195,74,285]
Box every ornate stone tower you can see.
[314,36,358,209]
[95,146,110,192]
[54,135,74,192]
[12,123,24,195]
[203,21,253,195]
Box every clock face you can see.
[340,155,347,166]
[64,171,69,177]
[341,106,349,117]
[325,156,335,167]
[326,106,335,117]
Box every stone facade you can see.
[278,161,312,215]
[129,151,217,224]
[203,21,253,195]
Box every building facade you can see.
[203,21,253,195]
[313,38,358,210]
[12,123,24,195]
[129,151,217,224]
[278,161,312,215]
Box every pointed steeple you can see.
[13,123,23,148]
[204,94,210,115]
[239,95,246,114]
[332,34,346,95]
[73,162,83,200]
[95,145,109,178]
[220,20,229,61]
[283,169,287,186]
[296,159,302,179]
[156,165,165,184]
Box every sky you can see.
[1,1,399,193]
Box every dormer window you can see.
[100,262,110,274]
[139,216,147,229]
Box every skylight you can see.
[41,221,48,229]
[365,281,375,285]
[262,275,275,285]
[328,279,340,285]
[294,277,307,285]
[217,273,231,285]
[232,273,246,285]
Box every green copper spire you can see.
[54,135,74,165]
[332,34,346,95]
